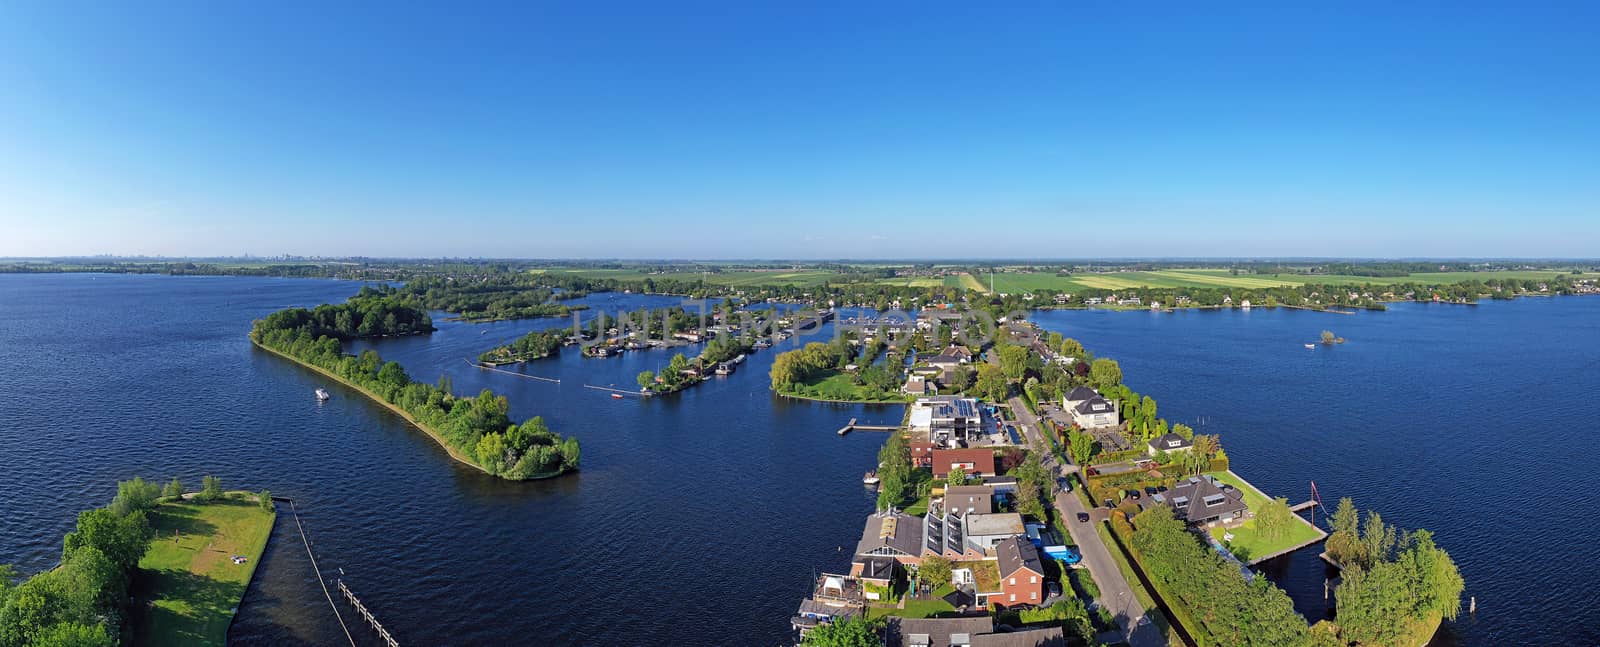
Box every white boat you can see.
[1304,344,1316,350]
[863,471,880,485]
[315,388,331,401]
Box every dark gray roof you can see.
[855,556,897,581]
[944,485,995,514]
[1064,386,1099,402]
[888,616,996,647]
[1073,396,1115,415]
[855,511,924,558]
[995,535,1045,579]
[1154,475,1247,524]
[972,627,1067,647]
[1148,432,1192,451]
[926,354,963,365]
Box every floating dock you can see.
[836,418,899,435]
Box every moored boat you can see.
[315,388,331,401]
[862,471,880,485]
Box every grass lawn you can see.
[868,585,958,619]
[1205,471,1325,563]
[781,370,909,402]
[132,496,276,647]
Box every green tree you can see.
[198,475,224,503]
[999,343,1030,381]
[33,621,115,647]
[1089,358,1122,391]
[945,468,967,488]
[110,477,160,517]
[919,555,953,589]
[258,490,274,512]
[162,478,183,500]
[636,370,656,390]
[800,616,879,647]
[1256,497,1295,541]
[1068,429,1095,465]
[974,363,1008,401]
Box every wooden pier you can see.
[836,418,900,435]
[338,579,400,647]
[583,384,649,397]
[1289,500,1318,513]
[465,359,560,383]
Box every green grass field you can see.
[132,497,276,647]
[537,267,842,287]
[984,269,1566,293]
[782,370,909,402]
[1205,472,1324,563]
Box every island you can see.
[251,291,578,480]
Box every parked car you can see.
[1129,490,1141,500]
[1076,512,1090,523]
[1145,486,1159,496]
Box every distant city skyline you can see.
[2,3,1597,258]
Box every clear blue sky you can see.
[2,2,1597,259]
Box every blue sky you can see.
[1,2,1597,259]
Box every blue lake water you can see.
[1029,299,1600,646]
[0,274,1594,646]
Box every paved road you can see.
[993,359,1165,647]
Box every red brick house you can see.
[995,535,1045,609]
[930,448,996,478]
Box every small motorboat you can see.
[315,388,331,401]
[863,471,880,485]
[610,393,624,399]
[1304,343,1316,350]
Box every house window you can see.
[1030,576,1036,583]
[1031,592,1037,599]
[1009,594,1016,602]
[1009,577,1015,585]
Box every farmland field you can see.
[983,269,1567,293]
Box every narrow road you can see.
[993,348,1165,647]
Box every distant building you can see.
[855,510,925,565]
[911,396,982,444]
[791,573,864,638]
[885,617,1064,647]
[903,374,935,396]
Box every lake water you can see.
[1029,299,1600,647]
[1,274,1594,646]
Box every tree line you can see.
[256,286,435,341]
[251,298,578,480]
[1324,499,1464,646]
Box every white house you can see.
[1063,386,1119,429]
[1147,432,1193,456]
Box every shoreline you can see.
[251,339,571,481]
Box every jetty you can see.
[836,418,900,435]
[584,384,649,397]
[339,579,400,647]
[466,359,560,383]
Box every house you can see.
[943,345,974,363]
[1146,475,1249,527]
[911,397,982,444]
[855,510,926,565]
[851,556,897,593]
[672,330,705,343]
[943,485,994,515]
[910,440,936,468]
[1064,387,1119,429]
[886,615,1066,647]
[995,535,1046,609]
[791,573,864,638]
[963,513,1026,552]
[1148,432,1192,455]
[903,374,935,396]
[931,448,996,478]
[922,511,986,559]
[925,354,964,372]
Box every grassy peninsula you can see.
[251,291,578,481]
[132,493,275,646]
